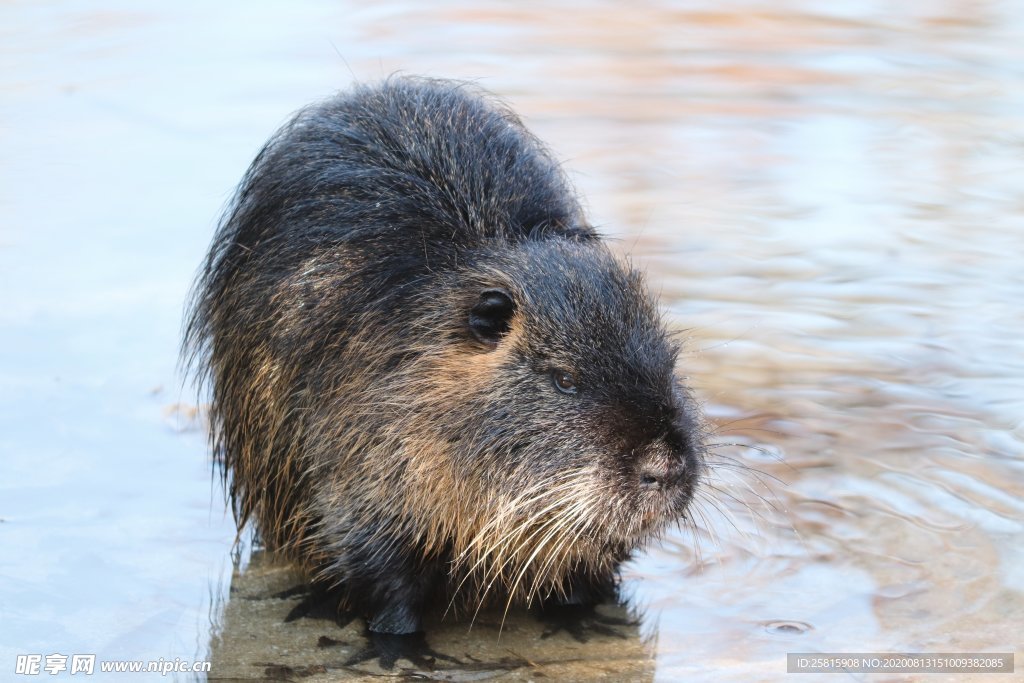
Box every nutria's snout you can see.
[632,414,703,505]
[636,448,687,491]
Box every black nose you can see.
[638,459,685,490]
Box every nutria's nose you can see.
[638,459,685,490]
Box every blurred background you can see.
[1,1,1021,680]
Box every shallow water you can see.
[1,1,1021,681]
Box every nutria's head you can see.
[401,238,704,606]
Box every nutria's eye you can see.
[469,288,515,348]
[552,369,577,395]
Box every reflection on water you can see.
[1,0,1021,680]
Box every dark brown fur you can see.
[184,77,704,634]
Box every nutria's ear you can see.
[469,288,515,347]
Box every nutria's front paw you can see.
[344,631,461,671]
[278,585,358,629]
[538,603,635,643]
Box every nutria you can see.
[184,76,705,636]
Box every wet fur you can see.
[184,77,704,633]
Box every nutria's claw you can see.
[538,603,634,643]
[345,631,461,671]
